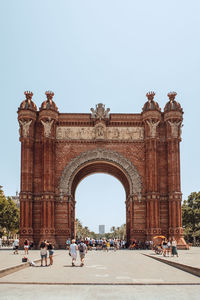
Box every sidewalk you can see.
[144,247,200,269]
[1,249,200,284]
[0,250,41,270]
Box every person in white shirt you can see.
[13,238,19,254]
[69,239,78,267]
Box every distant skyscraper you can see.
[99,225,105,235]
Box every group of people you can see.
[13,238,34,255]
[69,239,87,267]
[66,238,126,251]
[128,240,154,250]
[40,240,54,266]
[161,237,179,257]
[11,235,179,268]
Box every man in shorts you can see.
[13,238,19,254]
[78,239,87,267]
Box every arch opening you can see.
[75,173,126,234]
[59,148,142,244]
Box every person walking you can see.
[24,239,29,255]
[69,239,78,267]
[13,238,19,254]
[171,237,178,257]
[78,239,87,267]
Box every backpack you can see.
[79,243,85,252]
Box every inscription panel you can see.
[56,126,144,141]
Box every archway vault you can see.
[59,148,142,199]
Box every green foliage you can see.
[0,187,20,237]
[110,224,126,240]
[182,192,200,244]
[75,218,126,240]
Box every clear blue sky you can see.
[0,1,199,232]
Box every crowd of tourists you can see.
[10,236,179,268]
[66,238,127,251]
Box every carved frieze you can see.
[59,148,142,196]
[56,126,144,141]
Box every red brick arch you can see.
[59,148,142,241]
[18,92,187,248]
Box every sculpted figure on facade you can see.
[95,124,106,139]
[19,120,32,137]
[90,103,110,120]
[146,119,160,138]
[168,120,182,138]
[41,118,54,137]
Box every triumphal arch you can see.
[18,91,186,248]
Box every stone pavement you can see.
[1,248,200,299]
[144,247,200,269]
[1,248,200,284]
[0,249,41,270]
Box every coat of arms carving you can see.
[90,103,110,120]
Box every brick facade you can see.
[18,91,187,248]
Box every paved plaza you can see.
[1,248,200,299]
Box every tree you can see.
[110,224,126,239]
[0,187,20,238]
[182,192,200,245]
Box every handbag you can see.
[69,252,71,256]
[22,257,28,262]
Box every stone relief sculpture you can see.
[56,126,144,141]
[41,118,54,137]
[146,119,160,137]
[19,120,32,137]
[95,124,106,139]
[90,103,110,120]
[168,120,182,138]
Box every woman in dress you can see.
[69,239,78,267]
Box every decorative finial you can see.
[24,91,33,100]
[146,91,155,102]
[45,91,54,103]
[167,92,177,102]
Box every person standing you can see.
[167,239,171,257]
[47,241,54,265]
[162,239,167,257]
[24,239,29,255]
[69,239,78,267]
[66,238,71,250]
[40,240,48,266]
[78,239,87,267]
[171,237,178,257]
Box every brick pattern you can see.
[17,97,186,248]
